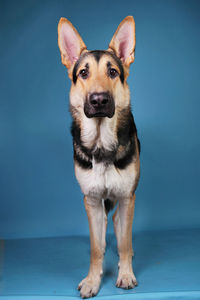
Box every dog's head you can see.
[58,16,135,119]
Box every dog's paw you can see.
[78,276,101,298]
[116,272,137,289]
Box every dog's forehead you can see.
[88,50,107,63]
[72,50,124,84]
[78,50,122,67]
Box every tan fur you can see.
[108,16,136,68]
[58,18,87,72]
[69,53,130,110]
[69,53,132,153]
[84,197,104,269]
[114,194,137,288]
[58,16,139,298]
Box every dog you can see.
[57,16,140,298]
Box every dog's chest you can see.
[75,160,136,200]
[74,117,137,199]
[81,117,117,150]
[91,161,122,197]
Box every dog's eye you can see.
[79,69,89,79]
[108,68,118,79]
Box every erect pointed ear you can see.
[58,18,87,70]
[108,16,136,67]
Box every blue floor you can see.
[0,229,200,299]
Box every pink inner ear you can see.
[117,22,133,62]
[60,23,79,63]
[119,40,129,61]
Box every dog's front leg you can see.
[78,196,106,298]
[113,194,137,289]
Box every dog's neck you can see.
[80,115,118,152]
[71,105,138,169]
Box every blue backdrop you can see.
[0,0,200,239]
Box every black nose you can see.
[89,92,110,108]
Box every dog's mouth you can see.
[91,112,109,117]
[84,92,115,119]
[84,110,115,119]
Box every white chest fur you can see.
[75,160,137,201]
[81,115,117,151]
[75,115,137,201]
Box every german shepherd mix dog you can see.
[58,16,140,298]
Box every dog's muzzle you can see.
[84,92,115,118]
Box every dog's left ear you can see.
[108,16,136,67]
[58,18,87,70]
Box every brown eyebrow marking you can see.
[72,50,124,84]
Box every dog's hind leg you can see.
[78,196,107,298]
[113,194,137,289]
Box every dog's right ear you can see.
[58,18,87,71]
